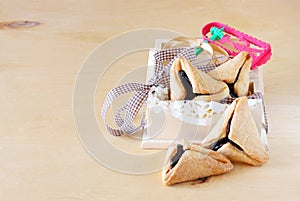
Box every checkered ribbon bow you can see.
[101,47,268,136]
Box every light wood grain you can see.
[1,0,300,200]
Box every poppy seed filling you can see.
[178,70,208,100]
[227,65,243,98]
[170,144,185,168]
[210,115,244,151]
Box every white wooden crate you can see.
[142,39,266,149]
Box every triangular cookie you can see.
[201,97,269,166]
[207,51,249,83]
[162,143,233,186]
[207,51,251,97]
[170,57,229,101]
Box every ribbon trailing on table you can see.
[101,47,268,136]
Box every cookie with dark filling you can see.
[162,143,233,186]
[207,51,252,97]
[169,57,229,101]
[201,97,269,166]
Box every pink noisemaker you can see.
[202,22,272,70]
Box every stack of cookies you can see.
[162,50,268,185]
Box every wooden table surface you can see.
[1,0,300,200]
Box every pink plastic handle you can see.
[202,22,272,70]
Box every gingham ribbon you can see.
[101,47,196,136]
[101,47,268,136]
